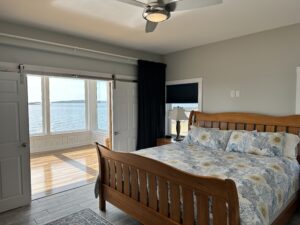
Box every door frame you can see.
[0,61,135,206]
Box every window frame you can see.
[95,80,110,132]
[48,76,88,134]
[27,75,45,136]
[165,78,203,136]
[27,75,110,136]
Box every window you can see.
[27,75,43,135]
[166,78,202,136]
[49,77,86,132]
[168,103,198,136]
[96,81,109,131]
[27,74,109,137]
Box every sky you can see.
[27,75,108,103]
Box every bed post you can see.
[226,179,240,225]
[96,142,106,211]
[188,110,195,129]
[297,144,300,164]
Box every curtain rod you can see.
[0,62,137,82]
[26,70,113,81]
[0,32,138,65]
[27,71,137,83]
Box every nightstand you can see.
[156,137,173,146]
[156,137,182,146]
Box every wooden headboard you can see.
[188,111,300,163]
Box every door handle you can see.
[21,142,28,148]
[114,131,120,136]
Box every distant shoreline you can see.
[29,100,107,105]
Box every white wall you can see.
[164,23,300,115]
[30,131,107,153]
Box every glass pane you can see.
[97,81,108,131]
[169,103,198,136]
[49,77,86,132]
[27,75,43,135]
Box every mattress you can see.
[134,143,300,225]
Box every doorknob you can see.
[114,131,120,135]
[21,142,27,147]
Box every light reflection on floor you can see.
[30,145,98,199]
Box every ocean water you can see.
[29,102,108,135]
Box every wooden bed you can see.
[96,111,300,225]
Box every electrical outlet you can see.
[235,90,240,98]
[230,90,235,98]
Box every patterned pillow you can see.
[251,132,285,157]
[226,131,285,157]
[225,130,254,153]
[184,127,232,150]
[183,126,218,145]
[214,130,233,150]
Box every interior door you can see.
[112,81,137,152]
[0,72,31,212]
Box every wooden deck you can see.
[30,145,98,199]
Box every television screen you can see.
[166,83,198,103]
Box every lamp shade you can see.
[169,107,188,121]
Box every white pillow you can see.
[283,133,300,159]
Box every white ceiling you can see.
[0,0,300,54]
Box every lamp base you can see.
[173,137,183,142]
[175,120,181,141]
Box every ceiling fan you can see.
[116,0,222,33]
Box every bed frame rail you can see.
[188,111,300,164]
[96,143,240,225]
[188,111,300,134]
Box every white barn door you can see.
[0,72,31,212]
[112,81,137,152]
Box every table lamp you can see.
[169,107,188,141]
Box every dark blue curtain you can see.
[137,60,166,150]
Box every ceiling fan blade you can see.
[117,0,147,8]
[165,2,177,12]
[145,21,158,33]
[175,0,222,11]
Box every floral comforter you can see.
[134,143,300,225]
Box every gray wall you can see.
[0,20,162,76]
[164,23,300,115]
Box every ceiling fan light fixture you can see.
[143,7,170,23]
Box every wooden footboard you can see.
[96,143,240,225]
